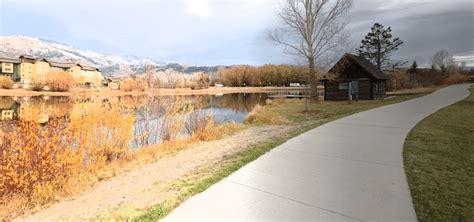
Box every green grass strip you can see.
[404,86,474,222]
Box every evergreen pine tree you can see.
[357,23,404,71]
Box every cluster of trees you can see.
[408,49,461,75]
[390,49,471,91]
[216,64,309,87]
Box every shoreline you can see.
[0,86,437,98]
[0,86,309,97]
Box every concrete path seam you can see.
[222,178,364,222]
[277,147,403,168]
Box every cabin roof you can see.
[330,53,389,80]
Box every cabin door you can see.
[349,81,359,100]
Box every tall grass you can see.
[159,97,193,141]
[245,103,290,125]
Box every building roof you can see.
[331,53,389,80]
[4,55,100,72]
[81,66,100,71]
[35,58,49,63]
[48,61,78,69]
[19,54,37,60]
[0,57,21,63]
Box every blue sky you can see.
[1,0,473,66]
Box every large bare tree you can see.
[432,50,454,71]
[269,0,352,103]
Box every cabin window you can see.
[338,82,348,90]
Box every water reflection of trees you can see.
[0,97,15,110]
[0,93,269,147]
[123,93,268,114]
[203,93,268,112]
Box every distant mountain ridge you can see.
[0,35,225,76]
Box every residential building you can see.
[1,55,103,87]
[0,57,21,81]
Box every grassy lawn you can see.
[133,93,426,221]
[404,86,474,222]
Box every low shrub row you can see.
[29,71,76,92]
[387,69,469,91]
[120,78,147,92]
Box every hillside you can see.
[0,35,225,76]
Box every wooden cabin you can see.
[322,53,388,101]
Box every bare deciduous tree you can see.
[144,65,155,88]
[432,50,454,71]
[164,69,179,88]
[269,0,352,104]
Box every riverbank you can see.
[10,92,426,221]
[0,86,309,97]
[404,86,473,221]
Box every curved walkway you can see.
[164,84,471,222]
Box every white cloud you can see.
[187,0,212,17]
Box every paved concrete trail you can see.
[164,84,471,222]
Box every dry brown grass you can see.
[121,78,147,92]
[0,77,13,89]
[245,104,290,125]
[185,109,221,141]
[46,71,75,92]
[30,80,46,91]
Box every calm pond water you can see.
[0,91,304,147]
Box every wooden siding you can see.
[324,79,374,101]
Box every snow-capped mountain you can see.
[0,35,167,76]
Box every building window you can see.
[338,82,349,90]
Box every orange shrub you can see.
[46,71,75,92]
[444,73,468,85]
[0,119,82,201]
[0,101,134,216]
[0,76,13,89]
[120,78,147,92]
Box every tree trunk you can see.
[308,57,319,102]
